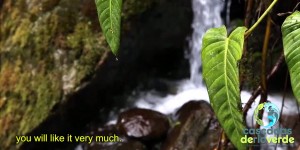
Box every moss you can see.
[0,0,157,148]
[0,60,63,147]
[0,0,108,149]
[27,0,60,15]
[11,19,31,48]
[67,21,108,81]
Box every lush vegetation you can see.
[96,0,300,149]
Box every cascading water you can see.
[74,0,299,149]
[122,0,298,127]
[189,0,223,86]
[131,0,225,114]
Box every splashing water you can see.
[122,0,298,128]
[75,1,299,150]
[133,0,224,114]
[132,0,226,115]
[189,0,223,86]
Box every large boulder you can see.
[0,0,107,148]
[162,101,221,150]
[117,108,170,141]
[0,0,192,149]
[76,125,147,150]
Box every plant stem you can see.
[275,71,288,150]
[255,15,272,129]
[261,16,271,96]
[243,53,284,119]
[243,0,254,47]
[216,129,223,150]
[240,0,255,89]
[244,0,278,37]
[244,0,254,28]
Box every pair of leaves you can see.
[95,0,122,55]
[203,11,300,150]
[94,2,300,149]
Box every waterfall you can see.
[130,0,225,114]
[127,0,298,126]
[75,1,300,150]
[186,0,298,131]
[189,0,223,86]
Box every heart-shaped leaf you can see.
[282,11,300,105]
[202,26,247,150]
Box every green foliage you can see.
[254,103,264,126]
[0,1,107,148]
[282,11,300,105]
[95,0,122,55]
[202,26,247,150]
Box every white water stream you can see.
[75,1,299,150]
[128,0,299,128]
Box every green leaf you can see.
[282,11,300,105]
[95,0,122,55]
[254,103,264,126]
[202,26,247,150]
[257,103,264,110]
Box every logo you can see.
[241,102,295,145]
[254,102,279,128]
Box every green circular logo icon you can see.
[254,102,279,128]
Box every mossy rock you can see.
[0,0,156,149]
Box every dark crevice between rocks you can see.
[20,0,193,150]
[0,0,3,10]
[21,54,136,150]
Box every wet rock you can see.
[162,100,221,150]
[117,108,170,141]
[176,100,214,122]
[120,0,192,80]
[78,125,146,150]
[83,139,146,150]
[0,0,192,148]
[87,125,122,139]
